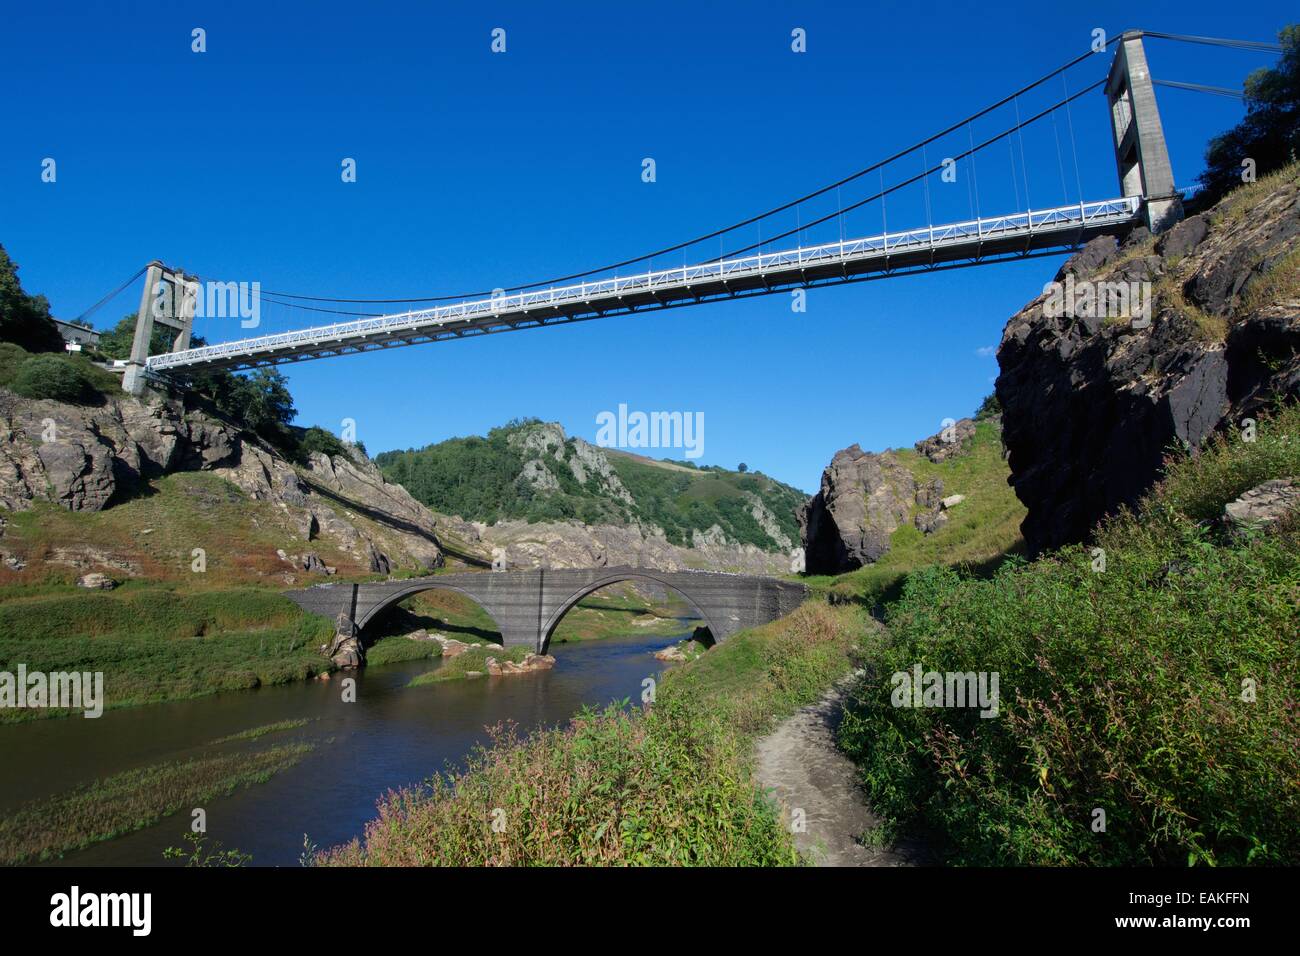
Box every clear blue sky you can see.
[0,1,1284,492]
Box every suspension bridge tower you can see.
[122,261,198,395]
[1106,31,1183,233]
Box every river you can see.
[0,626,692,866]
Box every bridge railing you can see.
[148,197,1139,371]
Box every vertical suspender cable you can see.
[968,121,983,242]
[1062,73,1086,207]
[1014,93,1033,211]
[1051,106,1070,204]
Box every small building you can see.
[52,318,101,349]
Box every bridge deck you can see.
[148,197,1139,373]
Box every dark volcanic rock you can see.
[997,173,1300,555]
[1053,235,1119,282]
[1155,214,1209,259]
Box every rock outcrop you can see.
[0,386,447,581]
[799,445,916,573]
[484,653,556,676]
[0,389,238,512]
[914,418,977,463]
[997,170,1300,554]
[1223,478,1299,534]
[799,418,988,573]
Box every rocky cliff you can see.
[997,166,1300,554]
[0,387,446,582]
[0,388,795,584]
[438,511,790,575]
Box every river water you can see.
[0,627,690,866]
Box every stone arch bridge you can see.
[285,567,807,654]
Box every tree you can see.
[97,312,173,361]
[1198,25,1300,203]
[737,463,748,473]
[0,244,64,353]
[975,392,1002,421]
[206,368,297,442]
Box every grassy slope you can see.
[839,404,1300,865]
[0,472,352,720]
[1,469,401,587]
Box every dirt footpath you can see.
[754,678,928,866]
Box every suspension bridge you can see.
[59,30,1280,393]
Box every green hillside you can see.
[374,419,807,551]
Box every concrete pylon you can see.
[1106,31,1183,233]
[122,262,198,395]
[122,262,163,396]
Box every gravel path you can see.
[755,679,929,866]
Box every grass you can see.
[0,584,333,721]
[549,582,694,644]
[803,419,1026,608]
[837,404,1300,866]
[211,718,311,744]
[316,600,867,865]
[1240,244,1300,316]
[0,742,314,863]
[1214,160,1300,229]
[364,633,448,666]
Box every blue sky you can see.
[0,1,1285,493]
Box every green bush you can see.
[8,354,99,404]
[298,425,349,460]
[0,341,29,384]
[838,406,1300,865]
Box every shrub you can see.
[298,425,349,461]
[0,341,29,384]
[838,408,1300,865]
[8,354,99,404]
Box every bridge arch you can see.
[538,570,715,655]
[355,581,508,644]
